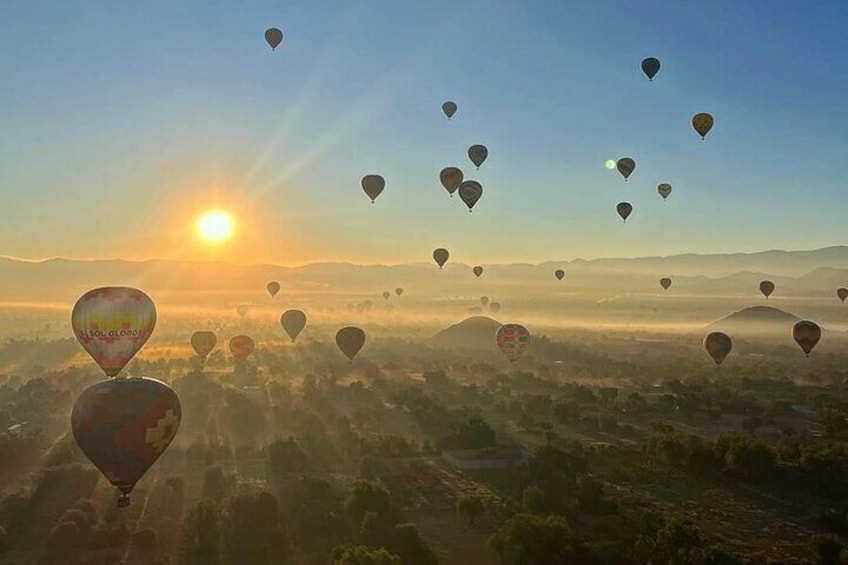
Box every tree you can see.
[331,545,400,565]
[345,481,394,527]
[456,495,485,526]
[388,523,438,565]
[181,500,221,565]
[634,516,705,565]
[202,466,236,502]
[810,533,843,565]
[221,492,290,565]
[495,513,598,564]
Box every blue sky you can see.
[1,0,846,265]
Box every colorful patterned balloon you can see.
[72,287,156,378]
[229,335,255,362]
[496,323,529,363]
[72,377,181,507]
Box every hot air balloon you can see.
[458,181,483,212]
[265,28,283,50]
[473,266,483,278]
[190,331,216,359]
[280,310,307,342]
[395,288,403,297]
[439,167,463,197]
[442,101,457,120]
[433,248,449,269]
[267,281,281,297]
[759,280,775,299]
[236,305,249,318]
[555,269,565,281]
[382,291,390,301]
[72,287,157,378]
[658,184,672,200]
[641,57,661,81]
[660,278,672,290]
[792,321,821,357]
[616,158,635,181]
[617,202,633,222]
[468,145,488,169]
[838,288,848,303]
[490,302,501,314]
[692,113,714,140]
[704,332,732,366]
[336,326,365,361]
[72,377,181,507]
[480,296,489,306]
[229,335,255,362]
[361,175,385,203]
[496,324,529,363]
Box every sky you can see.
[1,0,846,266]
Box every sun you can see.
[196,211,234,244]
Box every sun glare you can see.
[196,211,234,244]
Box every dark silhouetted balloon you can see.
[616,158,635,180]
[229,335,255,362]
[395,288,403,297]
[236,305,249,318]
[490,302,501,314]
[267,281,281,297]
[692,113,714,139]
[468,145,488,169]
[704,332,732,366]
[480,295,489,306]
[458,180,483,212]
[658,183,672,200]
[281,310,307,342]
[433,248,449,269]
[838,288,848,303]
[660,277,672,290]
[555,269,565,281]
[361,175,385,203]
[72,377,181,507]
[265,28,283,50]
[617,202,633,222]
[382,291,390,301]
[191,331,216,359]
[439,167,463,197]
[641,57,661,80]
[473,266,484,278]
[336,326,365,361]
[442,101,457,120]
[792,321,821,357]
[759,280,775,299]
[72,287,157,378]
[496,323,529,363]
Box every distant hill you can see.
[708,306,800,335]
[432,316,502,351]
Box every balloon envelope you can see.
[480,296,489,306]
[236,305,249,318]
[616,158,635,180]
[442,101,457,119]
[433,248,449,269]
[72,287,157,378]
[229,335,255,362]
[336,326,366,361]
[281,310,307,342]
[458,181,483,211]
[838,288,848,303]
[759,280,775,299]
[72,377,180,507]
[382,291,390,301]
[490,302,501,314]
[190,331,216,359]
[617,202,633,222]
[468,145,488,169]
[361,175,385,203]
[658,183,672,199]
[792,321,821,356]
[395,288,403,297]
[555,269,565,281]
[496,324,529,363]
[267,281,281,297]
[265,28,283,50]
[473,266,484,278]
[641,57,661,80]
[660,277,672,290]
[704,332,732,366]
[692,113,714,139]
[439,167,463,196]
